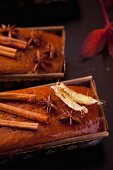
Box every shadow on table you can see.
[0,144,106,170]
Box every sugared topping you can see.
[59,83,100,105]
[51,84,88,114]
[51,83,100,115]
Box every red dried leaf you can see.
[81,0,113,59]
[81,28,107,58]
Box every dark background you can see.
[0,0,113,169]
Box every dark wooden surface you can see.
[0,0,113,169]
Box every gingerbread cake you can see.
[0,25,64,75]
[0,78,108,157]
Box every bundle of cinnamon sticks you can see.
[0,45,17,58]
[0,35,27,59]
[0,92,49,131]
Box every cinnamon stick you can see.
[0,93,36,102]
[0,119,38,130]
[0,102,48,123]
[0,35,27,49]
[0,45,17,58]
[0,45,17,53]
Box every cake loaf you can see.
[0,25,64,75]
[0,78,108,157]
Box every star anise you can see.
[33,49,52,72]
[0,24,17,37]
[40,95,57,113]
[27,30,41,46]
[58,110,82,125]
[45,42,58,59]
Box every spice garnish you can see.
[39,95,57,113]
[0,45,17,58]
[27,29,40,46]
[0,119,39,131]
[59,83,100,105]
[33,49,52,72]
[51,84,88,114]
[0,102,48,123]
[0,35,27,50]
[45,42,58,59]
[0,24,17,38]
[58,110,82,125]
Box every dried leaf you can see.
[81,28,106,58]
[81,0,113,59]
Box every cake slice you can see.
[0,78,108,157]
[0,25,64,76]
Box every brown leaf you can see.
[81,28,107,58]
